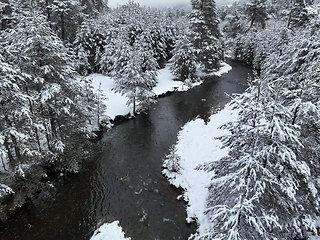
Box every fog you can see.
[108,0,247,8]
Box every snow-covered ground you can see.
[88,63,232,239]
[162,103,239,237]
[90,221,131,240]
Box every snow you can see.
[162,103,240,236]
[309,236,320,240]
[89,74,131,120]
[195,61,232,78]
[90,221,131,240]
[88,63,232,120]
[215,62,233,77]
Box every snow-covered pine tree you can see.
[246,0,268,29]
[111,32,158,115]
[133,31,159,110]
[169,33,197,80]
[44,0,85,41]
[73,18,107,74]
[196,72,316,240]
[262,33,320,237]
[287,0,310,29]
[0,46,37,171]
[4,8,95,171]
[99,26,120,74]
[37,0,107,42]
[219,3,247,39]
[189,0,224,73]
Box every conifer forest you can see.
[1,0,320,239]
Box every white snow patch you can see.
[90,221,131,240]
[162,103,240,236]
[215,62,233,77]
[89,74,131,120]
[195,62,232,78]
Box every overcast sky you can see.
[108,0,243,8]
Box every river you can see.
[0,60,251,240]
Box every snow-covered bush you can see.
[163,146,182,173]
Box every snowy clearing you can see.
[90,221,131,240]
[88,63,232,120]
[162,103,239,236]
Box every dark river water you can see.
[0,60,251,240]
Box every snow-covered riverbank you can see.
[90,221,131,240]
[88,63,232,120]
[162,103,239,238]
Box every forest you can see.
[0,0,320,239]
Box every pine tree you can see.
[219,3,247,39]
[199,28,320,239]
[264,34,320,237]
[3,8,95,170]
[73,18,107,74]
[287,0,310,29]
[189,0,224,72]
[0,47,36,171]
[111,33,158,115]
[198,73,316,240]
[169,33,197,80]
[246,0,268,29]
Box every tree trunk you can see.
[133,97,136,115]
[1,156,7,171]
[4,138,14,167]
[60,11,65,40]
[250,15,255,28]
[287,9,293,28]
[46,0,52,29]
[10,134,21,162]
[49,107,57,139]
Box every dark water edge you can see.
[0,59,252,240]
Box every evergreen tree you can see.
[111,34,158,115]
[200,27,320,239]
[37,0,107,42]
[3,9,95,170]
[189,0,224,72]
[73,18,107,74]
[287,0,310,29]
[246,0,268,29]
[219,3,247,39]
[199,73,317,239]
[264,35,320,237]
[169,33,197,80]
[0,47,35,171]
